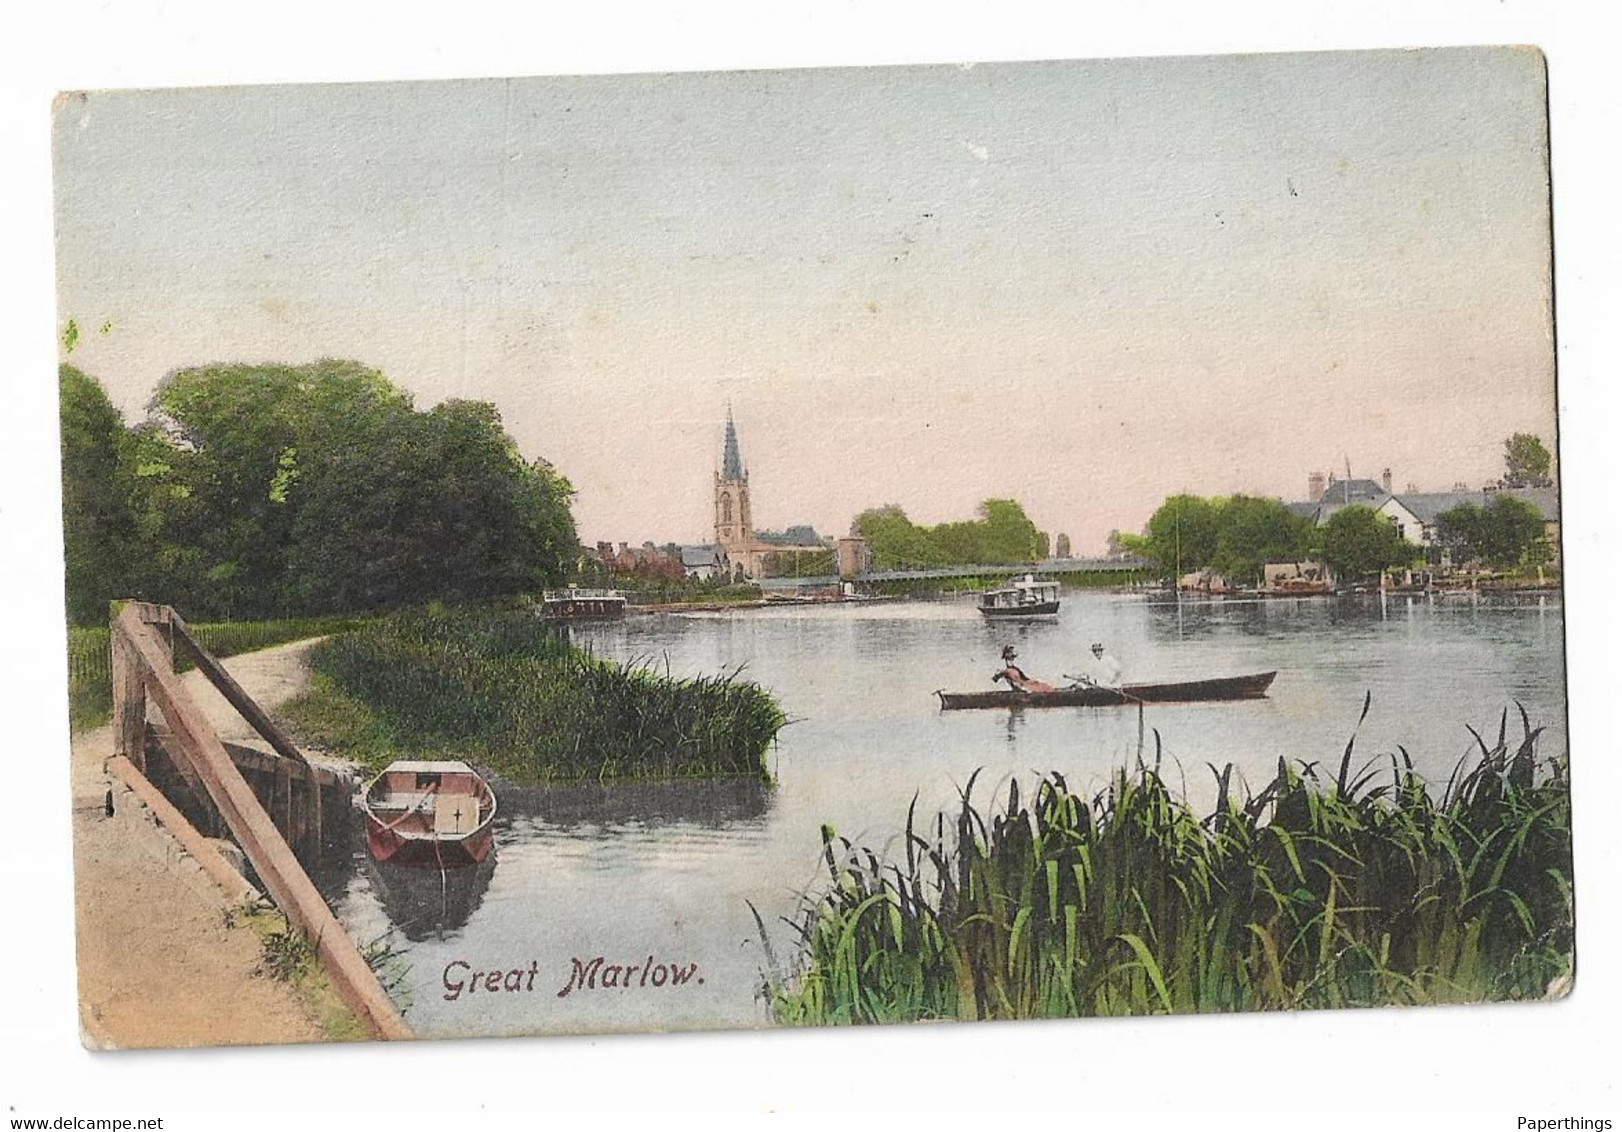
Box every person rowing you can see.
[1064,642,1122,690]
[992,645,1059,694]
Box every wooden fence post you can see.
[131,601,174,667]
[110,607,146,770]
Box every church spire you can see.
[722,408,745,480]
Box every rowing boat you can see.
[362,760,497,867]
[935,671,1276,710]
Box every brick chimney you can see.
[1381,468,1393,493]
[1307,471,1326,502]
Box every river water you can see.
[324,589,1567,1039]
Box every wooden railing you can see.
[109,601,410,1041]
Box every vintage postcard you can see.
[53,46,1568,1048]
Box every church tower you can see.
[714,410,753,567]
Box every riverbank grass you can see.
[762,705,1571,1023]
[282,605,785,781]
[238,904,369,1042]
[67,613,373,732]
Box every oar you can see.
[1067,673,1151,756]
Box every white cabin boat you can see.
[541,587,627,620]
[978,574,1061,618]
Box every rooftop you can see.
[1388,486,1560,523]
[754,525,828,547]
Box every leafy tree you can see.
[1121,494,1221,578]
[855,505,950,569]
[141,360,415,618]
[855,500,1048,569]
[58,358,579,621]
[1436,495,1548,569]
[973,499,1049,562]
[58,365,139,624]
[1503,433,1553,489]
[285,395,577,613]
[1211,496,1314,586]
[1316,505,1418,582]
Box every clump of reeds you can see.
[760,700,1572,1023]
[361,933,414,1010]
[293,605,785,781]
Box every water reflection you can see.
[366,855,497,942]
[493,773,773,832]
[325,590,1566,1039]
[1138,591,1561,646]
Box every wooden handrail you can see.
[113,604,410,1041]
[169,613,312,769]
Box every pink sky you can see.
[54,49,1555,551]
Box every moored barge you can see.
[542,587,627,620]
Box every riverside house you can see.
[1289,472,1560,574]
[1375,487,1560,569]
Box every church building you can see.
[713,411,830,579]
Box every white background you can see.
[1,1,1617,1125]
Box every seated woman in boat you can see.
[992,645,1059,693]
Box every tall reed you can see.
[760,702,1572,1023]
[289,605,784,781]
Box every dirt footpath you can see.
[71,639,332,1049]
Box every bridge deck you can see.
[754,558,1149,589]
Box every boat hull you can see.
[936,671,1277,710]
[365,819,496,867]
[541,599,626,620]
[979,601,1060,617]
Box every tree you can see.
[58,365,140,624]
[972,499,1049,563]
[1316,505,1418,582]
[1122,494,1221,578]
[1436,495,1547,569]
[79,358,580,620]
[1503,433,1553,489]
[140,360,416,618]
[286,395,577,613]
[854,499,1048,568]
[855,505,949,569]
[1211,496,1314,586]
